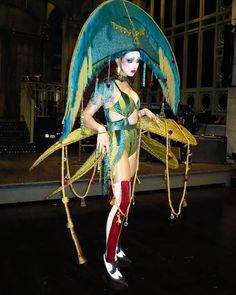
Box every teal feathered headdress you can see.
[61,0,180,140]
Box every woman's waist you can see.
[106,120,138,131]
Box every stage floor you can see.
[0,186,235,294]
[0,153,236,185]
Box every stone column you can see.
[226,88,236,155]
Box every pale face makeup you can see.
[119,51,140,77]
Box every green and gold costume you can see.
[30,0,198,266]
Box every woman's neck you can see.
[116,74,130,83]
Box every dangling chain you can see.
[63,146,103,207]
[164,120,191,219]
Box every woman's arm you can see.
[138,108,160,123]
[83,100,110,154]
[83,100,106,132]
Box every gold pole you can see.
[150,0,154,18]
[61,196,87,264]
[61,145,87,264]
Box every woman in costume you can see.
[30,0,197,291]
[83,50,159,289]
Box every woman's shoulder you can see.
[97,78,117,96]
[98,77,116,88]
[91,78,116,106]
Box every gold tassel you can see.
[182,197,188,207]
[110,196,116,206]
[61,195,87,264]
[116,212,122,224]
[80,198,86,207]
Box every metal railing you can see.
[20,81,63,143]
[29,82,62,117]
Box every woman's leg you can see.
[128,151,138,178]
[105,150,138,261]
[128,150,138,199]
[103,150,132,290]
[104,149,138,289]
[115,151,138,260]
[105,150,131,262]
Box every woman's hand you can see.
[139,108,160,124]
[96,127,110,154]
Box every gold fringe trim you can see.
[140,117,197,146]
[30,127,96,170]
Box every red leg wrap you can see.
[106,181,130,262]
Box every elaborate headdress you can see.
[61,0,180,140]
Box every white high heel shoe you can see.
[116,246,132,267]
[103,254,128,290]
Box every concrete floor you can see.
[0,185,235,295]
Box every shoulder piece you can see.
[91,79,115,105]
